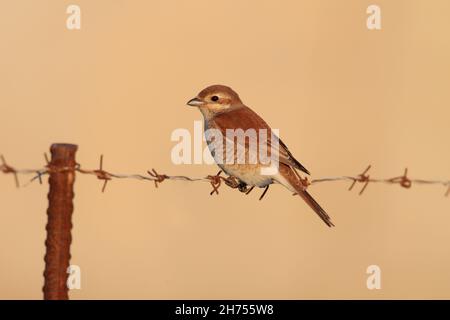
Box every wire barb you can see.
[76,155,113,192]
[30,170,46,185]
[348,165,371,195]
[388,168,412,189]
[147,169,168,188]
[207,170,223,195]
[0,155,20,188]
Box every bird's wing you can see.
[212,106,310,175]
[276,138,310,175]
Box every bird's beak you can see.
[187,97,204,107]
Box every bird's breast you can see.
[204,119,274,187]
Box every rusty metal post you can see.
[43,144,78,300]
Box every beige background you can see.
[1,0,449,299]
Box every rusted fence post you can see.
[43,143,78,300]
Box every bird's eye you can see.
[211,96,219,102]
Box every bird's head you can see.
[187,85,243,118]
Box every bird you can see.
[187,85,334,227]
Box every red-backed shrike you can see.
[187,85,333,227]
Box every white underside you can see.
[204,120,296,192]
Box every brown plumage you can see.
[187,84,334,227]
[278,164,334,227]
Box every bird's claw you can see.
[207,171,252,195]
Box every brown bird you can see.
[187,85,334,227]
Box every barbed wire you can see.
[1,154,449,197]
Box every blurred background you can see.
[0,0,449,299]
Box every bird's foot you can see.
[245,186,255,194]
[207,171,243,195]
[236,181,249,193]
[223,175,241,189]
[234,181,256,194]
[259,185,270,200]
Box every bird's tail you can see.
[297,188,334,227]
[278,165,334,227]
